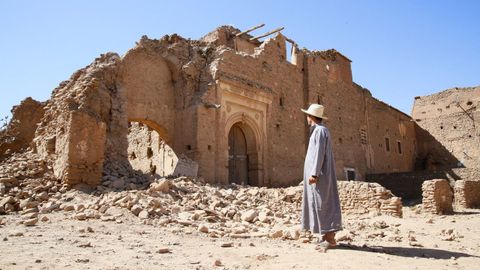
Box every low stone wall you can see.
[422,179,453,214]
[366,168,479,200]
[454,180,480,209]
[338,181,402,218]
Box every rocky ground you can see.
[1,152,480,269]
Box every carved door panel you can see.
[228,125,249,185]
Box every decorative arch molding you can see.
[225,112,263,154]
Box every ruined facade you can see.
[0,26,445,188]
[412,86,480,170]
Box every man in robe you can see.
[300,104,342,251]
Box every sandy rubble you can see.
[1,152,480,269]
[1,207,479,270]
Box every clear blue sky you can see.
[1,0,479,119]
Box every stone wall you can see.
[454,180,480,209]
[338,181,403,217]
[421,179,453,214]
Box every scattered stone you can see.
[335,230,354,242]
[23,218,38,226]
[269,229,283,239]
[198,224,209,233]
[78,242,93,248]
[75,213,87,220]
[258,211,270,223]
[8,231,24,237]
[63,205,75,212]
[149,179,171,193]
[157,248,171,254]
[22,212,38,219]
[214,259,222,266]
[221,242,234,248]
[0,196,15,207]
[138,210,149,219]
[241,210,258,223]
[372,220,388,229]
[130,205,143,216]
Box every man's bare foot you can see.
[315,240,335,253]
[324,232,337,246]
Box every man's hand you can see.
[308,176,317,185]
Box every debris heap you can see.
[0,152,405,241]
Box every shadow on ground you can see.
[337,243,478,259]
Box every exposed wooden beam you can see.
[284,36,296,46]
[250,27,285,41]
[235,24,265,37]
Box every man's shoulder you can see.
[314,124,329,132]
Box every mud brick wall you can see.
[422,179,453,214]
[412,86,480,170]
[454,180,480,209]
[0,26,423,188]
[338,181,403,218]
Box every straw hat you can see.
[300,104,328,120]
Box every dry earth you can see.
[1,204,479,269]
[1,153,479,269]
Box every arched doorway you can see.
[228,122,259,186]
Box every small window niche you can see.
[344,168,356,181]
[397,141,402,155]
[385,137,390,152]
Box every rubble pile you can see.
[0,151,410,243]
[422,179,453,214]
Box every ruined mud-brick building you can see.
[2,26,472,189]
[367,86,480,199]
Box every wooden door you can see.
[228,125,248,185]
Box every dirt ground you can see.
[1,207,479,270]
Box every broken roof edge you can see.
[354,83,412,119]
[302,48,352,62]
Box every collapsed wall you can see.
[338,181,403,217]
[454,180,480,209]
[0,32,224,187]
[421,179,453,214]
[0,98,45,160]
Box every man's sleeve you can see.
[309,128,327,177]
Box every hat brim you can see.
[300,109,328,120]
